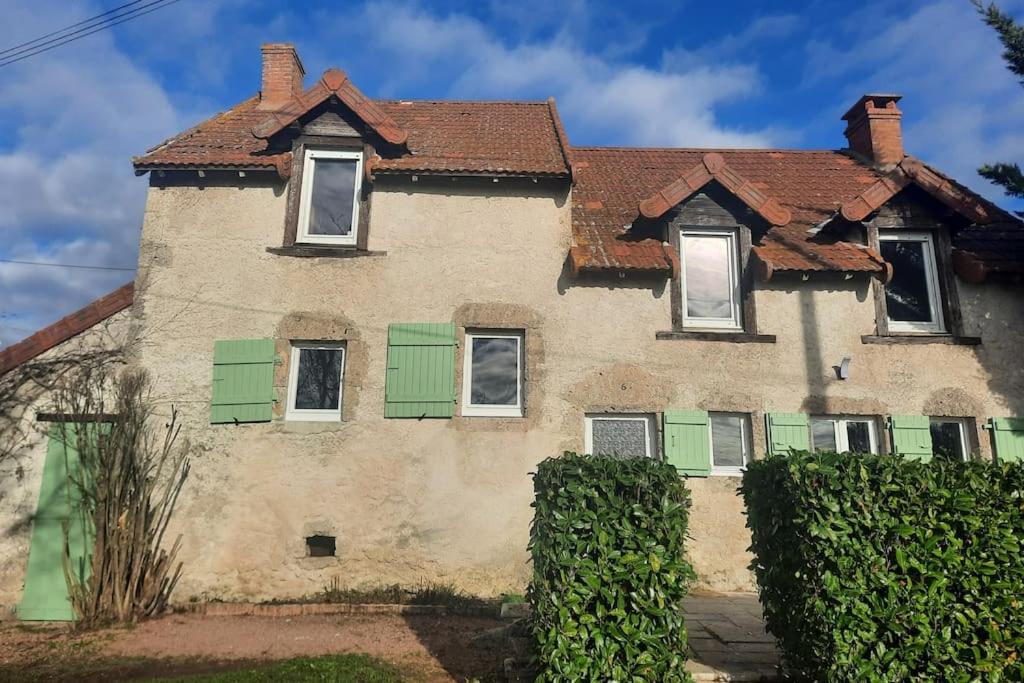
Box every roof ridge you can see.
[571,145,851,153]
[375,99,552,105]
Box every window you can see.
[306,535,336,557]
[680,228,742,331]
[930,418,969,462]
[810,416,878,453]
[297,149,362,245]
[585,414,655,458]
[879,232,945,333]
[461,331,523,417]
[286,343,346,421]
[709,412,751,475]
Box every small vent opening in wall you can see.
[306,535,336,557]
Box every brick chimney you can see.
[841,94,904,166]
[257,43,305,110]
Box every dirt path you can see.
[0,613,508,681]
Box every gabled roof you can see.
[0,282,134,376]
[133,77,572,178]
[251,68,408,145]
[637,152,792,226]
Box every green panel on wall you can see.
[663,410,710,477]
[767,413,810,455]
[385,324,456,419]
[890,415,933,462]
[19,424,94,621]
[990,418,1024,463]
[210,338,276,424]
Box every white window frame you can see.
[708,412,752,476]
[679,227,743,331]
[461,330,524,418]
[286,342,346,422]
[879,231,945,334]
[584,413,655,458]
[929,417,970,462]
[810,415,879,453]
[297,149,363,246]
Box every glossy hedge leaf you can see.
[528,452,696,682]
[741,450,1024,681]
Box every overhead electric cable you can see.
[0,258,136,271]
[0,0,147,58]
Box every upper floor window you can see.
[680,228,742,331]
[462,330,524,417]
[297,149,362,246]
[286,342,346,421]
[811,415,878,453]
[879,231,945,334]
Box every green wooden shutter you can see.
[385,323,456,418]
[890,415,932,461]
[767,413,810,455]
[210,338,276,424]
[989,418,1024,463]
[19,424,95,621]
[663,410,710,476]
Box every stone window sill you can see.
[266,245,386,258]
[655,331,777,343]
[861,334,981,346]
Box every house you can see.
[4,42,1024,615]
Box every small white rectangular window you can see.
[297,149,362,246]
[929,417,970,462]
[585,414,655,458]
[461,331,523,417]
[286,343,346,421]
[709,412,751,475]
[680,228,742,331]
[810,416,878,453]
[879,231,945,334]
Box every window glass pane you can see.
[811,419,837,452]
[308,158,357,236]
[294,348,343,410]
[711,414,746,468]
[470,337,518,406]
[683,235,733,319]
[881,240,933,323]
[846,421,873,453]
[591,420,649,458]
[931,422,965,462]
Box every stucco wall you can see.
[129,173,1024,601]
[0,310,130,617]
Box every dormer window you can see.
[680,227,743,331]
[878,231,945,334]
[297,149,362,246]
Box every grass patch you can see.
[150,654,401,682]
[265,579,495,612]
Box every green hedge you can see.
[528,452,695,682]
[741,451,1024,681]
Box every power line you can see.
[0,0,146,58]
[0,0,182,68]
[0,258,136,272]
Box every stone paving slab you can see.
[683,592,781,681]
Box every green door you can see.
[18,424,93,621]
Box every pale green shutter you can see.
[211,339,276,424]
[385,323,456,418]
[767,413,810,455]
[19,424,94,621]
[663,410,710,476]
[890,415,932,461]
[989,418,1024,463]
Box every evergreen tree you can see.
[976,1,1024,213]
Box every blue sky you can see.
[2,0,1023,346]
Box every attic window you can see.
[306,535,336,557]
[297,149,362,246]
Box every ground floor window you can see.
[286,342,346,421]
[585,414,655,458]
[810,416,878,453]
[930,418,970,462]
[710,412,751,475]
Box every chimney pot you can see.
[258,43,305,111]
[842,94,904,166]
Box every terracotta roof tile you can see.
[0,282,133,375]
